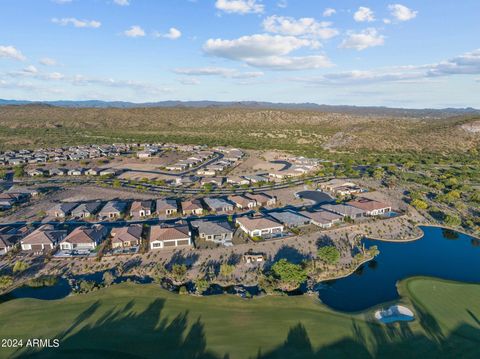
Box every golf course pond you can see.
[316,226,480,312]
[2,227,479,314]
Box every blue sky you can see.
[0,0,479,108]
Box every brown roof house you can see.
[0,235,15,255]
[130,200,153,218]
[347,197,392,216]
[21,224,67,253]
[59,225,108,251]
[228,195,257,210]
[149,224,191,250]
[181,199,204,216]
[111,225,143,249]
[156,199,178,217]
[236,216,284,239]
[246,193,277,207]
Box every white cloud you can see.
[245,55,331,70]
[323,8,336,17]
[204,34,311,59]
[0,45,26,61]
[23,65,38,74]
[340,28,385,51]
[203,34,331,70]
[180,78,200,85]
[388,4,418,21]
[277,0,287,8]
[262,15,339,40]
[174,67,264,78]
[353,7,375,22]
[51,17,101,28]
[294,49,480,85]
[114,0,130,6]
[163,28,182,40]
[215,0,264,14]
[124,25,145,37]
[39,57,57,66]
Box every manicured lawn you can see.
[0,279,479,358]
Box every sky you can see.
[0,0,479,108]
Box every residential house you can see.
[98,201,128,219]
[137,151,152,159]
[321,204,366,220]
[197,169,217,177]
[71,202,102,219]
[49,168,68,176]
[267,210,311,228]
[130,200,153,218]
[99,168,120,177]
[67,168,85,176]
[236,216,284,238]
[148,225,192,250]
[347,197,392,216]
[300,210,343,229]
[243,175,270,184]
[246,193,277,207]
[86,168,102,176]
[0,227,23,255]
[59,225,108,251]
[200,177,225,187]
[156,199,178,217]
[21,224,67,253]
[0,192,30,210]
[243,253,265,264]
[27,168,46,177]
[226,177,250,186]
[191,220,234,246]
[320,179,363,196]
[111,225,143,249]
[203,197,234,213]
[181,199,204,216]
[48,202,79,218]
[228,195,257,210]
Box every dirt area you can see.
[268,184,311,207]
[229,150,290,175]
[108,152,186,171]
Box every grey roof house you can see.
[98,201,128,219]
[267,210,311,228]
[71,202,103,218]
[191,220,234,246]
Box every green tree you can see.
[0,275,13,290]
[411,198,428,210]
[12,260,29,273]
[317,246,340,265]
[271,259,307,290]
[102,271,115,286]
[219,263,235,278]
[14,165,25,178]
[195,278,209,294]
[444,214,461,227]
[170,264,187,283]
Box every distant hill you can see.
[0,99,479,118]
